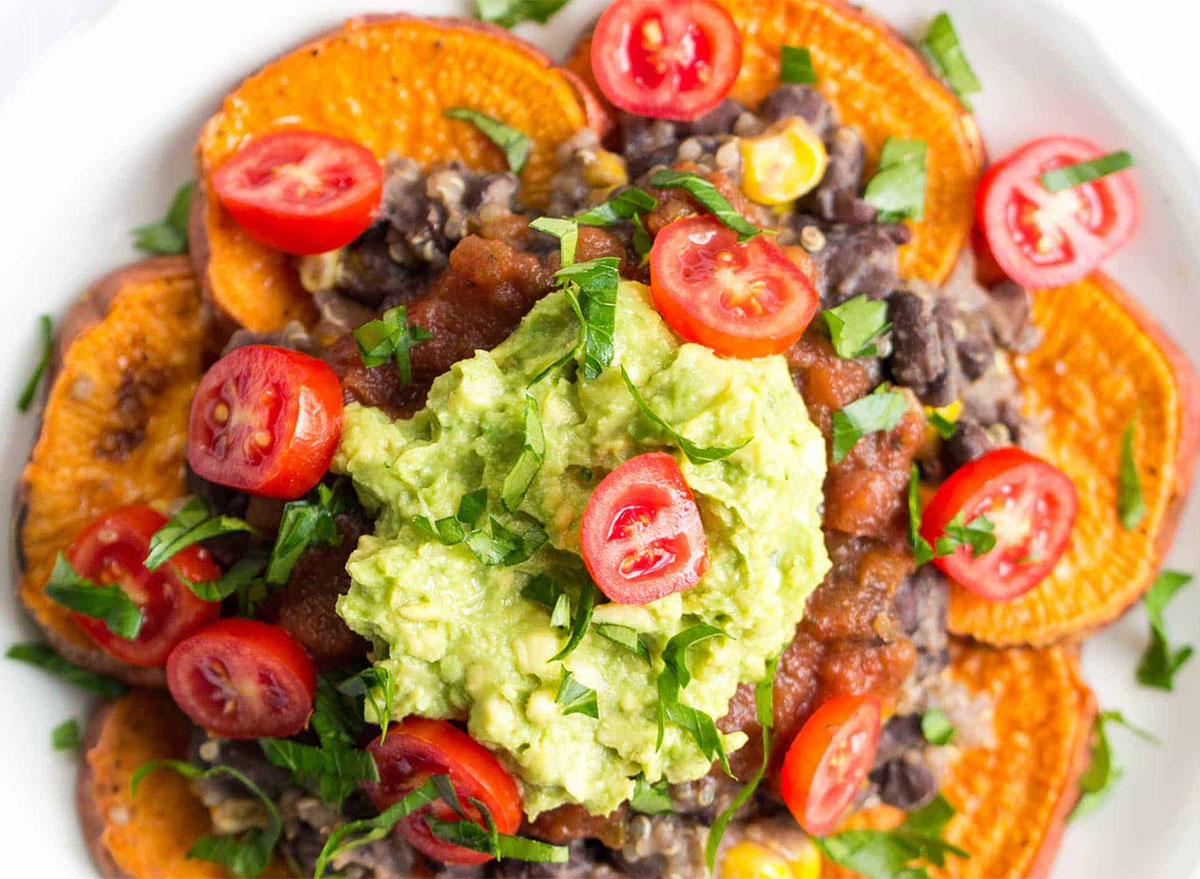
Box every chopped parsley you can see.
[621,366,751,464]
[17,314,52,412]
[266,480,352,586]
[831,389,909,463]
[5,642,126,699]
[475,0,572,28]
[52,718,81,751]
[863,138,928,222]
[823,295,891,359]
[780,45,817,85]
[919,12,981,109]
[443,108,532,173]
[1072,710,1158,819]
[144,496,254,571]
[501,395,546,512]
[648,169,767,241]
[132,181,194,255]
[574,188,658,226]
[1137,570,1194,691]
[655,624,732,774]
[629,774,673,814]
[921,708,956,745]
[817,794,968,878]
[1117,418,1147,529]
[44,553,143,640]
[353,304,433,386]
[1040,151,1135,194]
[555,669,599,718]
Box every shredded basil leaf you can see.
[184,550,268,604]
[936,512,996,559]
[259,737,379,807]
[574,188,658,226]
[1117,418,1147,530]
[555,669,600,718]
[655,625,732,773]
[1137,570,1194,691]
[312,672,366,749]
[522,573,566,613]
[501,395,546,512]
[908,465,935,566]
[921,708,956,745]
[549,580,597,662]
[831,390,909,463]
[823,295,891,359]
[559,257,621,379]
[337,665,396,741]
[266,480,351,585]
[145,496,254,571]
[863,138,928,222]
[629,774,673,814]
[780,45,817,84]
[632,214,654,262]
[132,760,280,877]
[597,623,653,664]
[530,217,579,267]
[475,0,571,29]
[444,108,532,173]
[313,777,441,877]
[44,553,143,640]
[817,794,968,878]
[1072,710,1158,819]
[17,314,52,412]
[705,655,779,869]
[919,12,981,109]
[465,516,548,566]
[426,811,570,862]
[5,642,126,699]
[928,409,958,440]
[132,181,194,255]
[52,718,80,751]
[1040,151,1135,194]
[354,304,434,386]
[621,366,751,464]
[649,169,766,241]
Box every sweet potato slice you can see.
[948,273,1200,645]
[565,0,984,285]
[193,15,604,333]
[16,257,208,686]
[78,691,225,879]
[824,642,1095,879]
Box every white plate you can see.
[0,1,1197,876]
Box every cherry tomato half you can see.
[919,447,1078,601]
[590,0,742,122]
[976,136,1139,289]
[211,130,384,255]
[188,345,344,500]
[166,618,316,739]
[580,452,708,605]
[780,695,882,836]
[363,717,522,866]
[65,505,221,667]
[650,215,819,358]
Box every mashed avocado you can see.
[334,282,830,818]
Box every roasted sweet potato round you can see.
[16,257,209,686]
[193,14,606,333]
[948,273,1200,645]
[566,0,984,285]
[824,642,1096,879]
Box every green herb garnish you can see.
[1040,151,1135,194]
[823,295,891,359]
[560,257,621,379]
[921,708,956,745]
[780,45,817,84]
[936,512,996,558]
[1137,570,1194,691]
[555,669,599,718]
[655,625,732,774]
[831,389,909,463]
[266,480,351,585]
[464,517,548,566]
[314,777,443,878]
[52,718,80,751]
[629,774,673,814]
[184,550,269,605]
[908,464,935,566]
[17,314,52,412]
[574,188,658,226]
[5,642,126,699]
[817,794,968,878]
[425,808,569,862]
[144,496,254,571]
[444,108,532,173]
[1072,710,1158,819]
[45,553,143,640]
[621,366,751,465]
[919,12,981,109]
[530,217,579,266]
[648,169,766,241]
[475,0,571,29]
[501,395,546,512]
[132,181,194,255]
[597,623,653,664]
[1117,418,1147,530]
[928,410,958,440]
[353,304,433,386]
[336,666,396,741]
[413,488,489,546]
[549,580,597,662]
[863,138,928,222]
[259,737,379,808]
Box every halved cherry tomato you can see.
[920,447,1078,601]
[188,345,343,500]
[166,618,316,739]
[976,136,1139,289]
[590,0,742,122]
[363,717,522,866]
[211,130,383,255]
[780,695,882,836]
[650,215,819,357]
[66,505,221,667]
[580,452,708,605]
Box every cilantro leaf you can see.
[921,708,956,745]
[656,625,731,773]
[44,553,144,639]
[52,718,80,751]
[184,550,268,604]
[649,169,766,241]
[823,295,891,359]
[780,45,817,84]
[501,395,546,512]
[558,257,621,379]
[145,496,254,571]
[475,0,571,29]
[425,806,569,862]
[132,181,194,255]
[574,188,658,226]
[549,580,597,662]
[353,305,433,386]
[555,669,599,718]
[5,642,126,699]
[1072,710,1158,819]
[530,217,579,267]
[1040,151,1135,194]
[817,794,968,878]
[863,138,927,223]
[313,777,441,877]
[621,366,751,465]
[918,12,981,110]
[1137,570,1194,690]
[908,465,935,566]
[1117,418,1147,530]
[465,517,548,566]
[831,390,909,463]
[259,737,379,807]
[266,480,351,585]
[337,666,396,741]
[597,623,653,664]
[443,108,531,173]
[629,774,673,814]
[17,314,52,412]
[928,409,958,440]
[935,512,996,559]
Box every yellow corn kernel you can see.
[582,149,629,189]
[720,841,793,879]
[740,118,828,206]
[787,838,822,879]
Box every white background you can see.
[0,1,1198,878]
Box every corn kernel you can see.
[720,841,792,879]
[787,837,822,879]
[922,399,964,449]
[582,149,629,189]
[740,119,828,206]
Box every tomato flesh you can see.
[166,618,317,739]
[780,695,882,836]
[65,505,221,667]
[364,717,522,866]
[211,129,383,255]
[976,136,1139,288]
[188,345,344,500]
[590,0,742,121]
[580,452,708,605]
[919,447,1078,601]
[650,215,819,357]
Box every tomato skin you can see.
[188,345,343,500]
[780,695,882,836]
[920,447,1078,601]
[590,0,742,122]
[166,618,317,739]
[650,216,819,358]
[976,135,1139,289]
[580,452,708,605]
[211,130,384,255]
[364,717,522,866]
[66,505,221,667]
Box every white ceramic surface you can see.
[0,1,1197,876]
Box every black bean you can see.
[887,289,946,387]
[757,85,835,137]
[943,418,993,470]
[870,755,939,811]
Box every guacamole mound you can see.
[334,282,830,818]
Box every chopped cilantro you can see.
[863,138,928,222]
[648,169,767,241]
[44,553,143,640]
[831,390,909,463]
[132,181,194,255]
[1117,418,1147,529]
[823,295,891,359]
[353,304,433,386]
[1040,151,1135,194]
[443,108,531,173]
[919,12,981,109]
[1137,570,1194,691]
[780,45,817,84]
